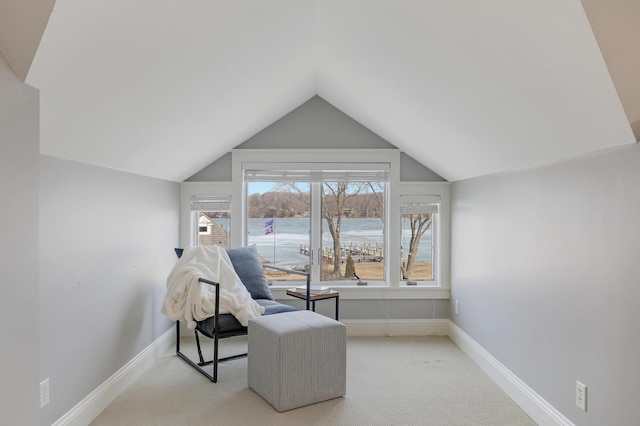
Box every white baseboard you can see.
[448,322,573,426]
[342,318,450,336]
[53,327,175,426]
[54,320,571,426]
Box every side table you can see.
[286,288,339,320]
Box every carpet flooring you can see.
[90,335,536,426]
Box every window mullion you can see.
[310,182,322,283]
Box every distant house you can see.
[198,213,230,248]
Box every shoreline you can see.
[263,261,432,281]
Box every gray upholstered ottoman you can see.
[248,310,346,412]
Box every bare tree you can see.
[267,181,383,278]
[366,182,385,222]
[323,182,387,278]
[401,213,432,280]
[322,182,352,277]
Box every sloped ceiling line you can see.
[5,0,638,182]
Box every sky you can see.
[248,182,310,195]
[248,182,275,194]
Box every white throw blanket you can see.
[161,245,265,329]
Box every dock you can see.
[300,239,383,264]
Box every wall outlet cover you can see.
[576,381,587,412]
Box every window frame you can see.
[180,149,450,299]
[237,150,395,287]
[179,182,235,249]
[394,182,450,290]
[316,180,388,284]
[243,160,390,286]
[244,179,388,285]
[399,195,441,285]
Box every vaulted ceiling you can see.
[1,0,638,182]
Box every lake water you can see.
[242,217,432,268]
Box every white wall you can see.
[0,52,40,426]
[39,156,179,425]
[450,143,640,425]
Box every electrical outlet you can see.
[455,300,459,315]
[40,378,50,407]
[576,381,587,412]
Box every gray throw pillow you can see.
[227,245,274,300]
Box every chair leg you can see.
[175,321,181,353]
[174,321,247,383]
[175,325,217,382]
[213,330,218,383]
[188,330,218,383]
[196,329,218,382]
[195,330,205,364]
[194,330,219,382]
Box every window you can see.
[190,196,231,249]
[246,181,310,283]
[320,181,385,282]
[400,196,439,283]
[244,163,389,285]
[180,150,451,293]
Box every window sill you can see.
[271,285,450,300]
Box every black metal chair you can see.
[173,247,308,382]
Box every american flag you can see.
[264,219,274,235]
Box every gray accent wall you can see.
[450,143,640,425]
[187,96,444,182]
[185,95,447,322]
[39,156,179,425]
[187,152,232,182]
[236,95,397,150]
[0,52,40,426]
[400,152,446,182]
